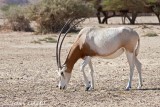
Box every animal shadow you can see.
[138,88,160,91]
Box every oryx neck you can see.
[64,43,82,73]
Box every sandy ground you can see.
[0,16,160,107]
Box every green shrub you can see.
[1,5,32,31]
[27,0,94,33]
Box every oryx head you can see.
[57,65,71,89]
[56,18,85,89]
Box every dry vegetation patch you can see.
[143,32,159,37]
[31,37,57,44]
[1,5,32,31]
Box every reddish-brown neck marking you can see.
[64,42,82,73]
[63,37,98,73]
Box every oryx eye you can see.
[61,72,64,76]
[60,72,65,79]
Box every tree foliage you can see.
[102,0,160,12]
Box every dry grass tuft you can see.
[31,37,57,44]
[143,32,159,37]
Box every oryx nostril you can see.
[60,86,62,90]
[63,86,66,89]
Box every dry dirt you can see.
[0,16,160,107]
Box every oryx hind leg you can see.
[135,57,142,89]
[125,51,135,90]
[80,56,92,91]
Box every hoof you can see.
[137,85,142,90]
[125,88,130,91]
[88,87,94,91]
[85,81,91,91]
[85,86,94,91]
[85,87,90,91]
[125,86,131,91]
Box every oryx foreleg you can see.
[88,60,94,90]
[80,56,92,90]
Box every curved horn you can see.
[56,19,74,69]
[58,18,85,68]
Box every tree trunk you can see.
[154,13,160,24]
[121,16,125,24]
[102,11,108,24]
[96,11,102,24]
[121,13,127,24]
[126,12,138,24]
